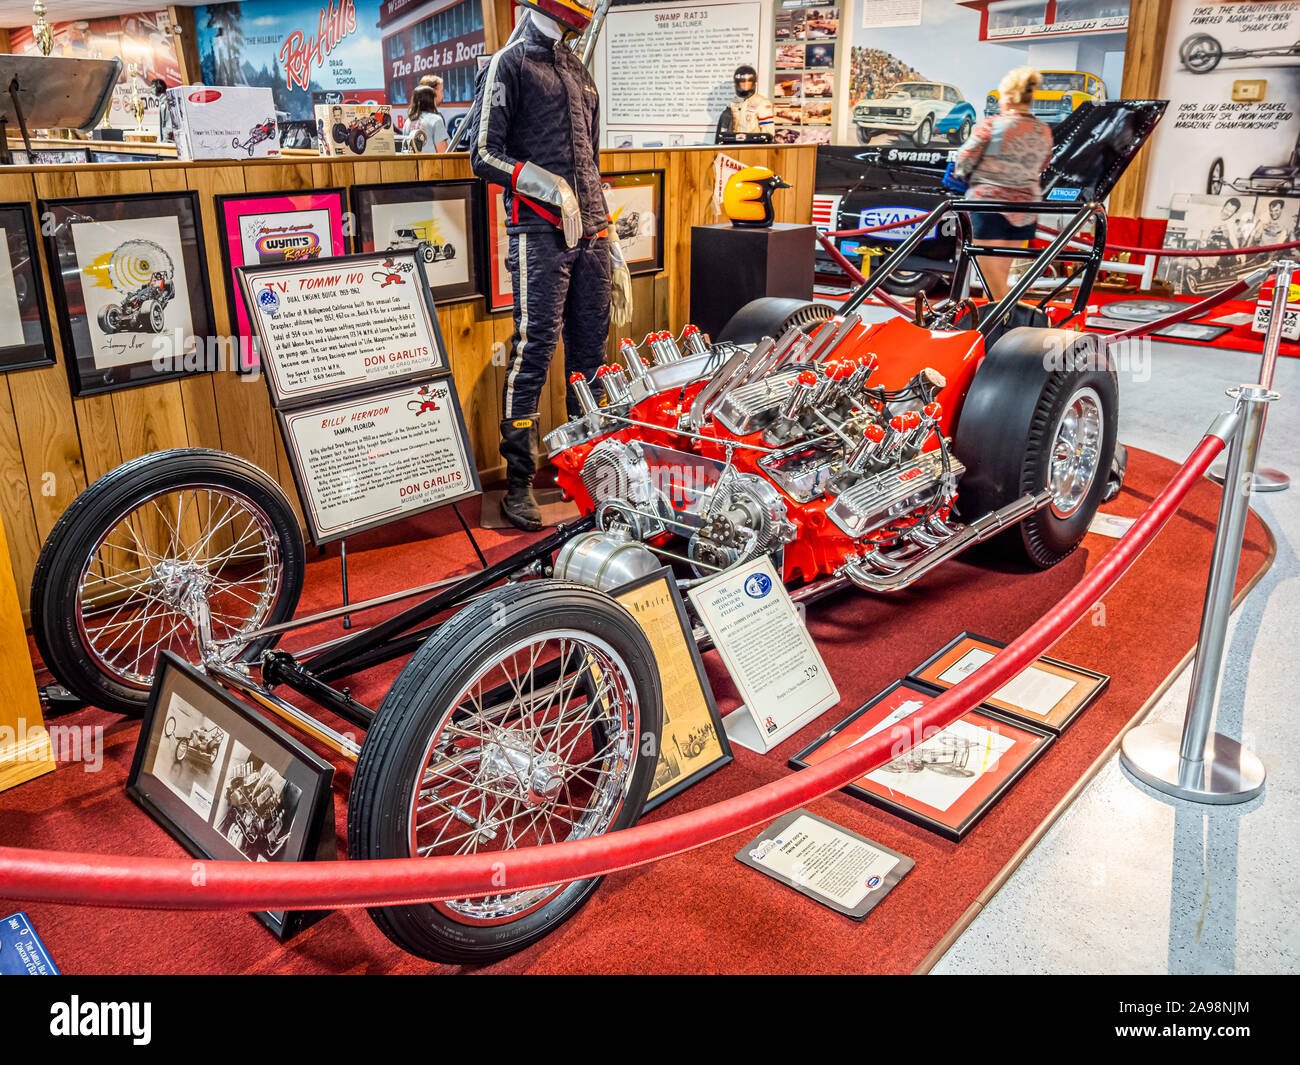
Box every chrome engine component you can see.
[626,347,721,406]
[553,528,661,591]
[687,472,795,574]
[713,367,802,436]
[825,448,966,537]
[579,438,668,538]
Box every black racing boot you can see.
[499,414,544,531]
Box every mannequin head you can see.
[518,0,594,35]
[734,64,758,99]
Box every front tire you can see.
[1181,33,1223,73]
[31,448,305,715]
[880,268,946,298]
[718,297,834,343]
[912,116,934,147]
[855,125,877,144]
[349,581,662,965]
[1207,157,1225,196]
[954,327,1117,568]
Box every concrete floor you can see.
[931,338,1300,975]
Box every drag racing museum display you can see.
[0,0,1294,981]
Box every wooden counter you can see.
[0,145,816,612]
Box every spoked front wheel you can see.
[31,448,305,715]
[349,581,663,965]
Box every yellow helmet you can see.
[723,166,791,228]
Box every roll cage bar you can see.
[841,198,1108,337]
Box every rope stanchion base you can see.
[1120,721,1266,804]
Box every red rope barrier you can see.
[0,434,1228,913]
[1036,222,1300,260]
[822,214,928,240]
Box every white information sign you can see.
[241,251,448,407]
[688,556,838,753]
[280,377,479,543]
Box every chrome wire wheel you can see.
[75,484,284,689]
[410,630,640,926]
[1048,385,1103,519]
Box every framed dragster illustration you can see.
[30,99,1162,967]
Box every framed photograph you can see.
[600,170,664,276]
[485,185,513,312]
[351,180,483,305]
[127,653,336,940]
[908,632,1110,735]
[238,249,450,408]
[0,202,55,373]
[214,188,348,364]
[277,375,481,544]
[789,679,1054,841]
[611,568,732,810]
[40,191,216,397]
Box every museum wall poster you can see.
[1140,0,1300,297]
[194,0,485,131]
[772,1,843,145]
[595,0,772,146]
[7,10,183,131]
[843,0,1129,147]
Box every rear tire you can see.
[717,297,834,344]
[349,581,662,965]
[954,327,1117,568]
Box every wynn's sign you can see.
[279,0,360,92]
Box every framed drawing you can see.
[486,185,513,312]
[611,568,732,810]
[40,191,216,397]
[789,678,1054,841]
[0,202,56,373]
[351,180,483,305]
[214,188,348,363]
[908,632,1109,735]
[601,169,664,276]
[127,653,336,940]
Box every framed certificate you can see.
[908,632,1109,734]
[612,568,731,810]
[239,250,449,408]
[789,678,1053,841]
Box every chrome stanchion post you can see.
[1121,388,1273,803]
[1209,259,1293,492]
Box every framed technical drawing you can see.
[600,169,664,276]
[0,202,56,373]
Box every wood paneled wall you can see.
[0,145,815,612]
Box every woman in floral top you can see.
[953,67,1054,300]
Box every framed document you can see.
[40,191,216,397]
[600,170,664,276]
[214,188,349,360]
[612,568,731,810]
[127,653,336,940]
[238,250,449,408]
[351,180,483,305]
[687,556,838,754]
[485,185,513,312]
[789,679,1053,841]
[908,632,1109,735]
[0,202,55,374]
[277,376,480,543]
[736,808,913,920]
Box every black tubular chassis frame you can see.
[199,197,1107,760]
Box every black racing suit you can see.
[470,18,612,475]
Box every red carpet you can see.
[0,448,1273,974]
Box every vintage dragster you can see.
[32,185,1122,965]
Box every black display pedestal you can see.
[689,222,815,339]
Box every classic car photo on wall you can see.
[984,70,1106,126]
[852,80,977,146]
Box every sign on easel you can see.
[688,556,838,753]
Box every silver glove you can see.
[608,234,633,327]
[517,161,581,247]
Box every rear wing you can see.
[1042,99,1168,203]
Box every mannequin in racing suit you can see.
[715,64,774,142]
[470,3,633,531]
